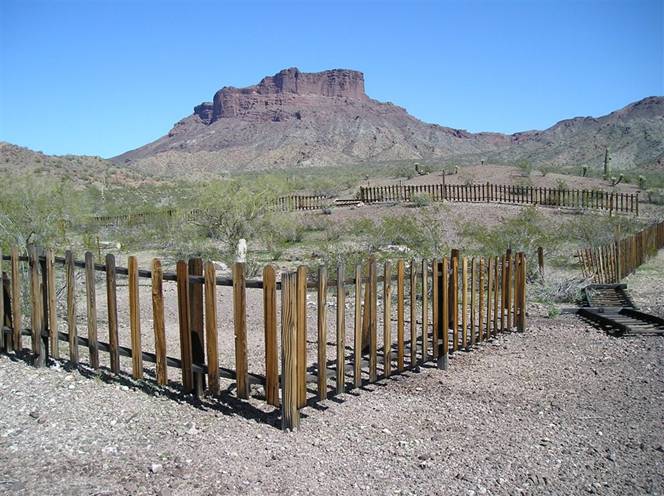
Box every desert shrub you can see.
[530,274,587,304]
[411,193,431,208]
[0,174,87,250]
[555,179,569,191]
[390,163,415,179]
[460,206,559,268]
[539,165,556,177]
[517,160,533,177]
[192,178,285,254]
[562,213,645,246]
[646,189,664,205]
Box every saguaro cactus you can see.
[582,165,588,177]
[603,148,611,179]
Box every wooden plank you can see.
[151,259,167,385]
[128,255,142,378]
[204,261,220,395]
[336,263,345,394]
[500,255,507,332]
[369,257,377,382]
[354,264,362,388]
[316,266,327,401]
[486,257,493,340]
[451,251,459,352]
[45,249,58,359]
[383,261,392,378]
[462,256,469,350]
[361,266,370,349]
[469,257,476,347]
[397,259,405,371]
[188,258,205,396]
[421,259,428,362]
[105,254,120,374]
[0,248,4,352]
[65,250,77,363]
[233,262,249,399]
[176,260,193,393]
[11,246,22,351]
[296,265,307,407]
[410,259,417,365]
[29,246,44,366]
[518,253,527,331]
[85,252,99,370]
[280,272,299,430]
[506,251,513,329]
[440,257,449,369]
[431,259,439,360]
[479,257,485,342]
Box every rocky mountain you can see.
[481,96,664,170]
[113,67,663,174]
[113,68,511,174]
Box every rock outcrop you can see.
[113,68,664,174]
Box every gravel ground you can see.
[1,296,663,495]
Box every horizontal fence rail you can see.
[0,246,527,431]
[359,183,639,215]
[577,220,664,283]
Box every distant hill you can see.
[481,96,664,170]
[113,67,663,175]
[0,142,145,185]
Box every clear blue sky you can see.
[1,0,662,158]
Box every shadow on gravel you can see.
[3,333,495,430]
[3,351,283,429]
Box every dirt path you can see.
[1,299,663,495]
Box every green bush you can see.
[411,193,431,208]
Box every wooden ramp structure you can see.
[577,284,664,337]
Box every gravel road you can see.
[1,298,663,495]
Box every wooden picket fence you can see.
[0,246,526,430]
[273,194,329,211]
[88,194,330,227]
[577,220,664,283]
[359,183,639,215]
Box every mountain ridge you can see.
[92,67,664,173]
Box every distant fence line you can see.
[85,184,640,227]
[359,183,639,215]
[577,220,664,284]
[0,245,526,430]
[86,194,330,226]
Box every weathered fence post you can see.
[353,264,362,388]
[65,250,77,363]
[85,252,99,371]
[317,266,327,400]
[383,261,392,378]
[128,255,141,378]
[106,254,120,374]
[439,257,449,370]
[204,261,220,396]
[188,258,205,396]
[233,262,249,399]
[45,249,57,360]
[29,246,44,366]
[336,263,345,394]
[176,260,194,393]
[280,272,299,431]
[296,265,307,407]
[151,258,167,385]
[11,247,22,352]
